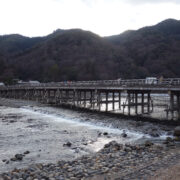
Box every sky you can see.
[0,0,180,37]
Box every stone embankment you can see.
[1,139,180,180]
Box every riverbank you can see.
[0,98,180,179]
[0,141,180,180]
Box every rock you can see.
[6,160,9,164]
[166,141,175,147]
[144,140,153,147]
[166,137,173,142]
[2,175,11,180]
[63,142,72,147]
[98,132,102,137]
[9,120,16,123]
[164,137,174,144]
[103,132,108,136]
[121,130,127,138]
[2,159,7,162]
[173,126,180,137]
[15,154,23,161]
[149,131,160,137]
[124,147,132,152]
[24,151,30,154]
[10,157,17,161]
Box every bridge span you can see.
[0,78,180,121]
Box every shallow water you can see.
[0,99,173,173]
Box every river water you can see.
[0,98,173,173]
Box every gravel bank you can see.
[0,141,180,180]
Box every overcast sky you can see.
[0,0,180,37]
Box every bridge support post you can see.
[105,91,108,112]
[119,92,121,110]
[170,92,174,120]
[128,92,131,115]
[84,91,86,108]
[90,91,93,109]
[177,93,180,120]
[135,92,138,115]
[46,90,51,103]
[60,90,62,104]
[141,92,144,114]
[77,91,80,107]
[79,91,82,106]
[112,91,115,111]
[93,90,95,110]
[73,90,76,107]
[97,91,101,111]
[147,92,150,114]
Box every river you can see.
[0,98,173,173]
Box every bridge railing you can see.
[1,78,180,90]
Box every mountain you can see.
[12,29,132,81]
[106,19,180,77]
[0,34,43,56]
[0,19,180,83]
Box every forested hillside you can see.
[0,19,180,83]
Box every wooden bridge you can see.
[0,78,180,120]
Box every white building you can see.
[145,77,157,84]
[28,81,40,84]
[0,82,5,86]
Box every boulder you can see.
[174,126,180,137]
[63,142,72,147]
[149,131,160,137]
[121,130,127,138]
[164,137,174,144]
[103,132,108,136]
[15,154,23,161]
[144,140,153,147]
[24,151,30,155]
[10,157,16,161]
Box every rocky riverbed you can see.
[0,98,180,179]
[0,141,180,180]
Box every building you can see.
[0,82,5,86]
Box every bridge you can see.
[0,78,180,121]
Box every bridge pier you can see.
[142,92,145,114]
[177,93,180,120]
[112,91,115,110]
[135,92,138,114]
[170,92,175,120]
[169,91,180,120]
[105,91,108,112]
[97,90,120,112]
[119,92,121,110]
[123,90,152,116]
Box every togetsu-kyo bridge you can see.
[0,78,180,121]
